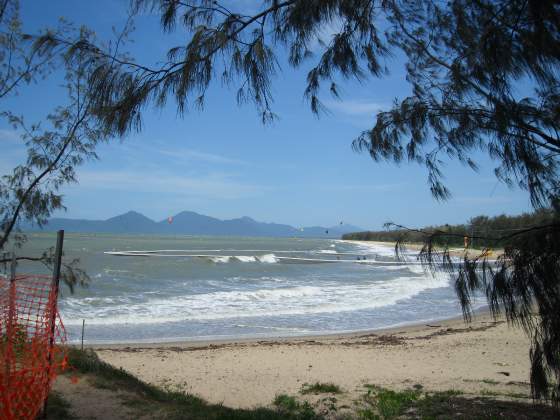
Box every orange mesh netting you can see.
[0,274,67,420]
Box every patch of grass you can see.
[274,394,300,411]
[357,408,381,419]
[361,385,420,419]
[320,396,338,412]
[301,382,342,395]
[273,394,319,419]
[45,391,76,420]
[359,384,557,419]
[482,378,499,385]
[375,388,419,419]
[67,348,317,419]
[88,375,119,391]
[480,389,501,397]
[417,391,559,419]
[425,389,464,399]
[504,392,530,399]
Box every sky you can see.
[1,0,533,230]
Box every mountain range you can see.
[25,211,363,238]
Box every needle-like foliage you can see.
[6,0,560,406]
[0,1,133,291]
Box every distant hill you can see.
[24,210,363,238]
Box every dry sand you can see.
[92,311,531,409]
[344,239,502,259]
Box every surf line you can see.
[103,251,432,265]
[104,249,370,256]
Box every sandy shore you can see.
[92,311,530,409]
[343,239,502,259]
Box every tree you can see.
[57,0,558,405]
[0,0,133,291]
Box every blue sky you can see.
[1,1,533,230]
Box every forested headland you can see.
[342,209,556,249]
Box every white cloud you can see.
[324,99,387,116]
[73,168,268,200]
[113,139,249,168]
[156,148,248,166]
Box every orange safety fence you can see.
[0,274,67,420]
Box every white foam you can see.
[235,256,257,262]
[257,254,278,263]
[61,272,451,326]
[209,256,230,263]
[105,251,394,264]
[355,242,396,257]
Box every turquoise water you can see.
[10,233,469,344]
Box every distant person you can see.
[464,235,469,248]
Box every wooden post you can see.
[10,253,16,280]
[52,230,64,290]
[3,253,17,417]
[81,319,85,351]
[48,230,64,352]
[42,230,64,419]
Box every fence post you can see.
[48,230,64,352]
[42,230,64,418]
[81,319,85,351]
[3,253,17,417]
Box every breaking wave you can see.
[61,272,450,326]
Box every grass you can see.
[356,386,559,420]
[273,394,318,419]
[416,391,558,419]
[300,382,343,395]
[480,389,501,396]
[63,348,559,419]
[66,347,317,419]
[481,378,500,385]
[363,386,419,419]
[45,391,76,420]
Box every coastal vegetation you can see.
[301,383,343,395]
[48,347,559,419]
[342,209,556,249]
[52,347,323,419]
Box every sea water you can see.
[13,233,475,344]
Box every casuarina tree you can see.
[26,0,560,405]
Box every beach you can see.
[344,240,503,259]
[46,237,543,418]
[86,310,530,409]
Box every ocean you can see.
[12,233,472,344]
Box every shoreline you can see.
[343,239,502,258]
[86,307,487,350]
